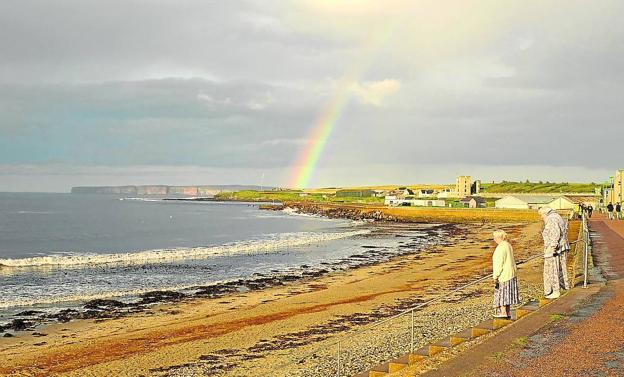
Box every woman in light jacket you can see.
[492,229,520,318]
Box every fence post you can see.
[410,309,415,354]
[337,341,341,377]
[583,214,589,288]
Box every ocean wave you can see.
[282,207,322,218]
[280,207,365,226]
[0,287,159,310]
[0,281,219,310]
[0,229,370,269]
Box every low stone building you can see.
[459,196,486,208]
[384,196,445,207]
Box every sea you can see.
[0,192,449,325]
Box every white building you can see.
[495,195,558,210]
[437,188,459,199]
[372,190,387,197]
[547,196,577,211]
[410,199,446,207]
[417,189,435,198]
[384,196,445,207]
[384,195,400,206]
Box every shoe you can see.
[545,292,560,299]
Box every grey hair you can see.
[538,206,554,215]
[493,229,508,240]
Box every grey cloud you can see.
[0,0,351,84]
[1,1,624,190]
[0,78,321,168]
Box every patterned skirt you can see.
[493,276,520,308]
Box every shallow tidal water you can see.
[0,193,449,327]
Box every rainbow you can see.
[287,22,398,189]
[287,87,351,189]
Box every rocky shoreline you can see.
[262,202,401,222]
[0,222,460,338]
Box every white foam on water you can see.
[281,207,325,218]
[0,277,245,310]
[0,287,160,310]
[0,229,370,269]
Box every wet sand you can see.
[0,221,544,377]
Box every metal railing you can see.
[270,217,593,377]
[581,213,591,288]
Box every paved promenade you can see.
[424,214,624,377]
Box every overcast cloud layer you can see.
[1,0,622,191]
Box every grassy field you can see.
[285,202,541,223]
[214,190,384,204]
[304,184,453,193]
[379,206,539,223]
[480,181,600,194]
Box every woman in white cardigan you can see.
[492,229,520,318]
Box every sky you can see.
[1,0,623,192]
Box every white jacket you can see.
[493,241,518,283]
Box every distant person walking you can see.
[587,205,593,218]
[608,202,615,220]
[491,230,519,318]
[579,203,585,220]
[617,203,622,220]
[539,207,570,299]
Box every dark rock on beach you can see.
[15,310,45,317]
[4,319,35,331]
[84,299,128,310]
[48,308,81,323]
[138,290,186,305]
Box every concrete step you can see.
[455,327,487,340]
[369,371,387,377]
[514,304,538,319]
[474,318,513,331]
[408,353,426,364]
[494,317,513,329]
[388,362,407,373]
[391,353,425,366]
[415,344,447,357]
[434,335,466,348]
[355,353,426,377]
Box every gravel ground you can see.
[160,221,547,377]
[165,269,544,377]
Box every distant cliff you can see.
[70,185,269,196]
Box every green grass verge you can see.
[214,190,384,204]
[513,336,529,348]
[480,182,601,194]
[549,313,567,322]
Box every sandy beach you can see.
[0,220,553,377]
